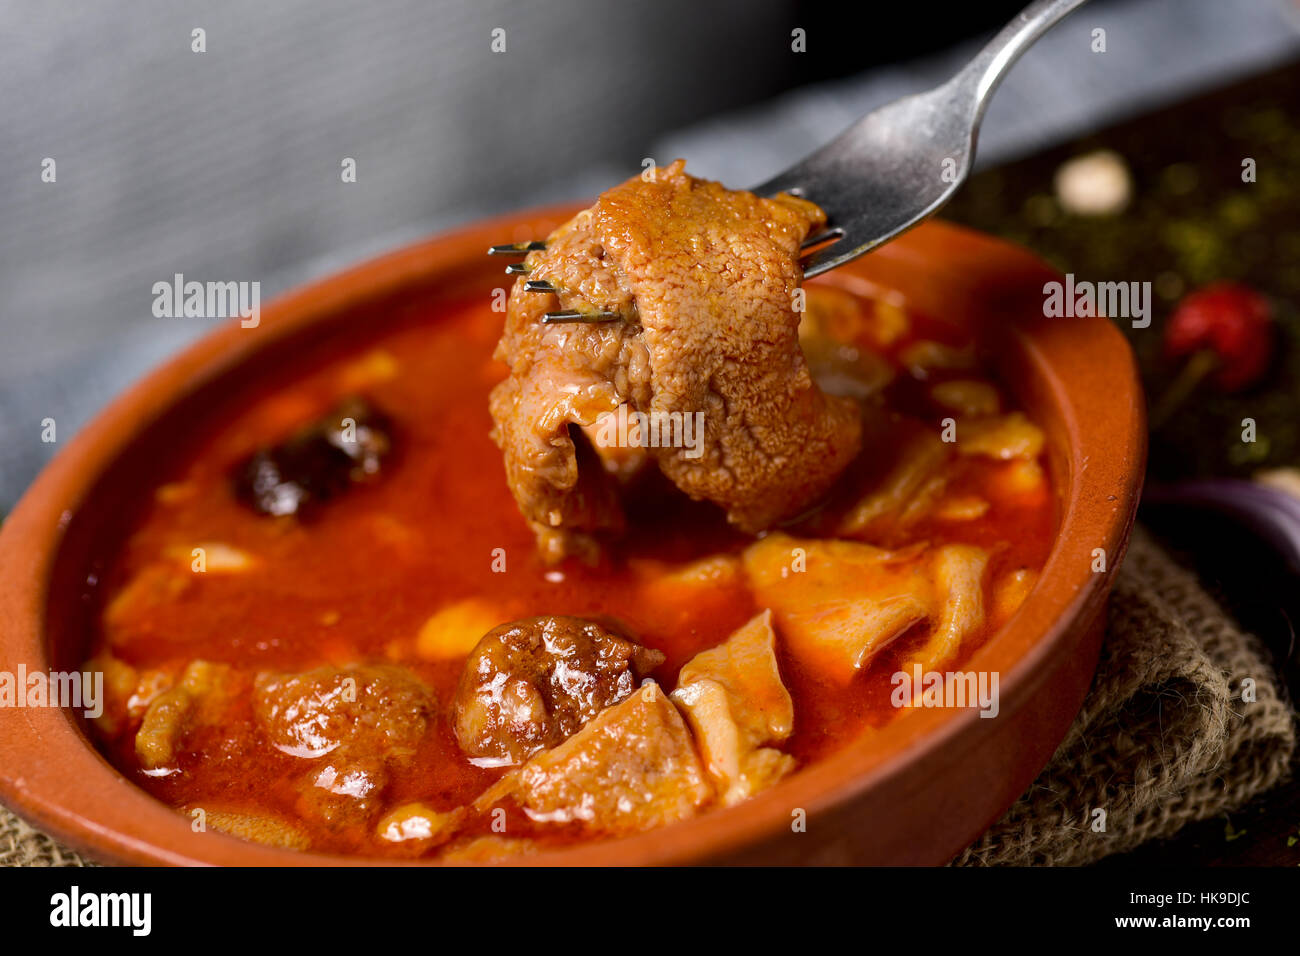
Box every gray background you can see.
[2,0,1298,510]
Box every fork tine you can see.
[798,227,847,274]
[523,279,558,293]
[799,243,858,279]
[488,241,547,256]
[541,310,620,324]
[801,228,843,249]
[505,263,531,275]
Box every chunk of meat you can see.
[671,610,796,805]
[956,412,1044,461]
[253,665,433,824]
[995,459,1048,499]
[904,545,990,672]
[474,682,711,834]
[742,533,934,683]
[899,339,977,376]
[253,665,432,761]
[232,396,394,518]
[199,808,314,851]
[743,534,994,682]
[296,756,391,825]
[453,616,664,766]
[85,652,145,737]
[929,379,1000,417]
[837,429,952,539]
[376,803,467,855]
[490,159,862,561]
[991,567,1037,629]
[798,287,895,400]
[135,689,193,769]
[933,495,990,521]
[676,609,793,744]
[134,660,236,769]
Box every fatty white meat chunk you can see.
[474,681,711,835]
[671,610,796,805]
[743,533,991,682]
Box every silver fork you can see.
[492,0,1089,321]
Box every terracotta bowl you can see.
[0,210,1145,865]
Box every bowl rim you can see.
[0,209,1145,866]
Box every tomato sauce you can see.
[88,284,1055,857]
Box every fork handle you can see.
[955,0,1092,125]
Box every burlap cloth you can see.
[955,526,1296,865]
[2,526,1294,867]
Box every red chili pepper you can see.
[1163,282,1273,392]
